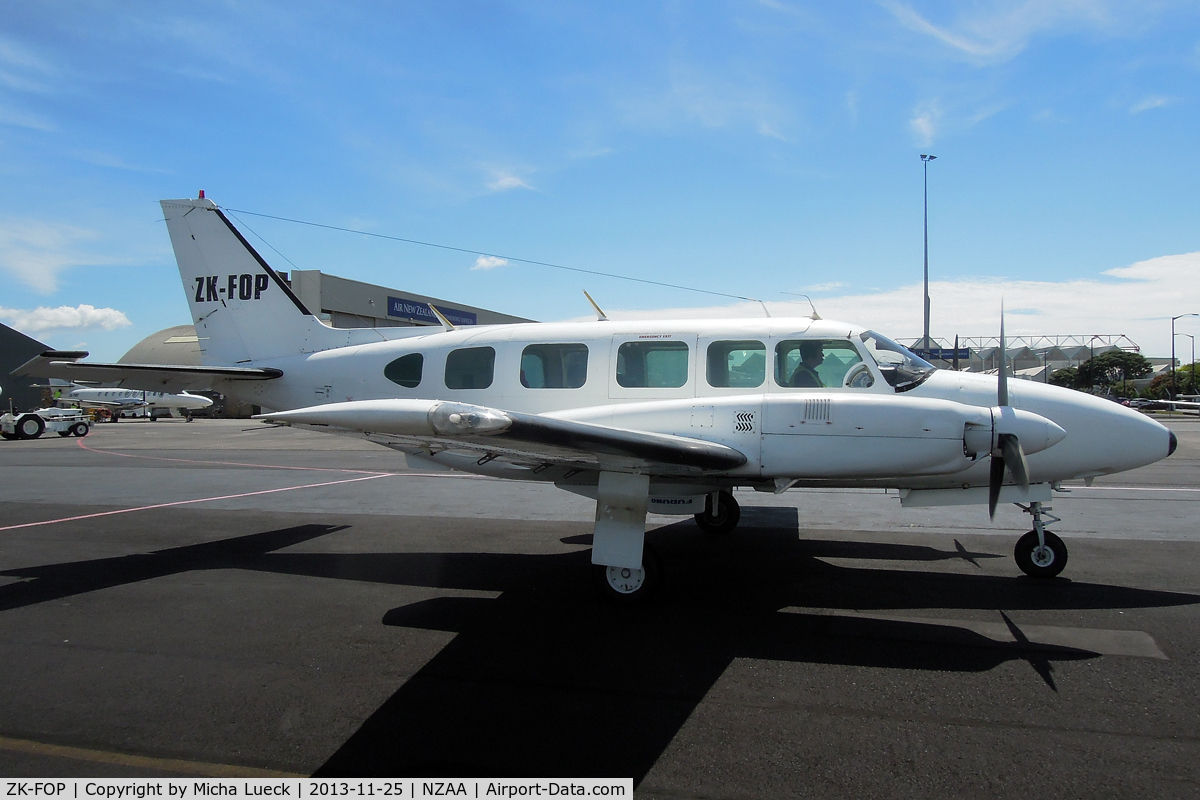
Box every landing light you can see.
[429,402,512,436]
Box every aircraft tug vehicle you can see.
[1,407,90,440]
[13,196,1179,602]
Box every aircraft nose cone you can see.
[1169,430,1178,457]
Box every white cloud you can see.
[472,255,509,271]
[612,59,790,140]
[557,251,1200,357]
[909,100,941,145]
[488,172,532,192]
[806,282,846,292]
[879,0,1113,64]
[0,36,54,72]
[0,220,110,292]
[72,150,169,173]
[1130,95,1173,114]
[756,120,788,140]
[0,304,132,334]
[0,103,54,131]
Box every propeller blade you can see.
[988,451,1005,519]
[999,432,1029,489]
[997,300,1009,407]
[953,334,960,371]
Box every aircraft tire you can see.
[1015,530,1068,579]
[694,490,740,534]
[70,422,89,437]
[593,544,662,605]
[16,415,45,440]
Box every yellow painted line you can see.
[0,735,304,777]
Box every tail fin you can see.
[162,197,353,364]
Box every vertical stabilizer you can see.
[161,198,355,365]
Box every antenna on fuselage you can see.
[428,304,456,331]
[781,292,821,320]
[583,290,608,321]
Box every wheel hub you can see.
[1031,545,1055,568]
[605,565,645,594]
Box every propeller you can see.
[988,302,1030,518]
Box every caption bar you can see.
[2,781,631,799]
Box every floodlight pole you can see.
[1171,314,1199,400]
[921,154,937,351]
[1181,333,1196,394]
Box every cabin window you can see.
[384,353,423,388]
[616,340,689,388]
[445,346,495,389]
[521,343,588,388]
[774,339,865,388]
[707,340,766,388]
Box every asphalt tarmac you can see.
[0,416,1198,797]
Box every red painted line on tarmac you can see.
[0,473,394,532]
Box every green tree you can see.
[1077,350,1152,391]
[1147,363,1200,398]
[1049,366,1079,389]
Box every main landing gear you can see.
[589,476,747,604]
[1014,501,1067,578]
[694,490,740,535]
[593,544,663,604]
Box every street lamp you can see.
[1171,314,1199,400]
[1178,332,1196,395]
[920,154,937,351]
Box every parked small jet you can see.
[57,384,212,420]
[14,196,1178,602]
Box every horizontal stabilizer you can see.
[13,353,281,393]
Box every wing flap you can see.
[257,399,746,475]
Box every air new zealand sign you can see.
[387,296,478,326]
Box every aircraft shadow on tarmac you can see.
[1,511,1197,780]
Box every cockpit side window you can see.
[858,331,936,392]
[707,340,765,388]
[384,353,423,388]
[616,341,689,388]
[774,339,865,388]
[445,346,496,390]
[521,343,588,388]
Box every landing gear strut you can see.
[1014,501,1067,578]
[694,490,740,534]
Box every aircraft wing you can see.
[257,399,747,476]
[74,399,147,410]
[12,351,282,393]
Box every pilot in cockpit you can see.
[790,340,825,387]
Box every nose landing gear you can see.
[1014,501,1067,578]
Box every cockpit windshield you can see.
[859,331,936,392]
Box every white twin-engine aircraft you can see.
[17,197,1178,602]
[61,385,213,419]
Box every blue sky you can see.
[3,1,1200,359]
